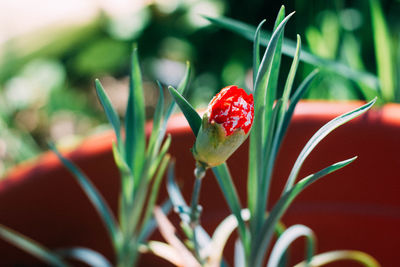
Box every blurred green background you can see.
[0,0,399,176]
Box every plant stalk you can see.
[190,162,207,264]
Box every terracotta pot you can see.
[0,101,399,266]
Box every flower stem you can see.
[189,162,207,263]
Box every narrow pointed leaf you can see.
[369,0,395,102]
[205,16,379,91]
[284,98,376,193]
[160,62,191,137]
[267,224,315,267]
[250,11,293,246]
[95,79,122,150]
[263,5,286,140]
[153,63,191,165]
[256,35,302,220]
[212,163,248,251]
[251,157,357,267]
[278,69,320,147]
[148,135,171,179]
[248,19,266,215]
[167,85,201,136]
[147,81,165,160]
[280,34,301,120]
[293,250,381,267]
[125,45,146,183]
[259,70,319,221]
[50,144,120,248]
[251,12,294,189]
[0,224,69,267]
[112,142,133,202]
[56,247,112,267]
[127,137,171,237]
[253,19,266,83]
[139,154,170,239]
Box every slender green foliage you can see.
[168,8,377,267]
[267,224,315,267]
[50,144,121,249]
[251,157,357,267]
[125,45,146,185]
[283,98,376,193]
[167,85,201,136]
[369,0,395,102]
[294,250,381,267]
[251,10,294,245]
[55,247,112,267]
[205,15,380,91]
[0,224,69,267]
[95,79,123,152]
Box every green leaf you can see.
[160,62,191,136]
[250,11,293,247]
[278,69,320,148]
[253,19,266,83]
[50,144,120,249]
[280,34,301,120]
[154,62,191,159]
[369,0,395,102]
[0,224,69,267]
[167,85,201,136]
[293,250,381,267]
[255,36,302,222]
[125,44,146,185]
[205,16,380,91]
[148,135,171,180]
[212,163,248,253]
[56,247,112,267]
[251,156,357,267]
[283,98,376,193]
[248,17,267,215]
[95,79,122,152]
[127,134,170,239]
[267,224,315,267]
[112,141,132,177]
[111,141,133,228]
[252,11,294,187]
[139,154,170,241]
[263,5,286,143]
[147,81,165,162]
[260,70,319,213]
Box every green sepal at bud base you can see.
[192,113,249,168]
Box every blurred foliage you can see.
[0,0,399,176]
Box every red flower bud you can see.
[208,85,254,136]
[192,85,254,167]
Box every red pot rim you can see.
[2,100,399,192]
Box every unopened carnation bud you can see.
[192,85,254,167]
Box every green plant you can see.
[207,1,399,104]
[146,6,380,267]
[0,46,191,266]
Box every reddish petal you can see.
[209,85,254,136]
